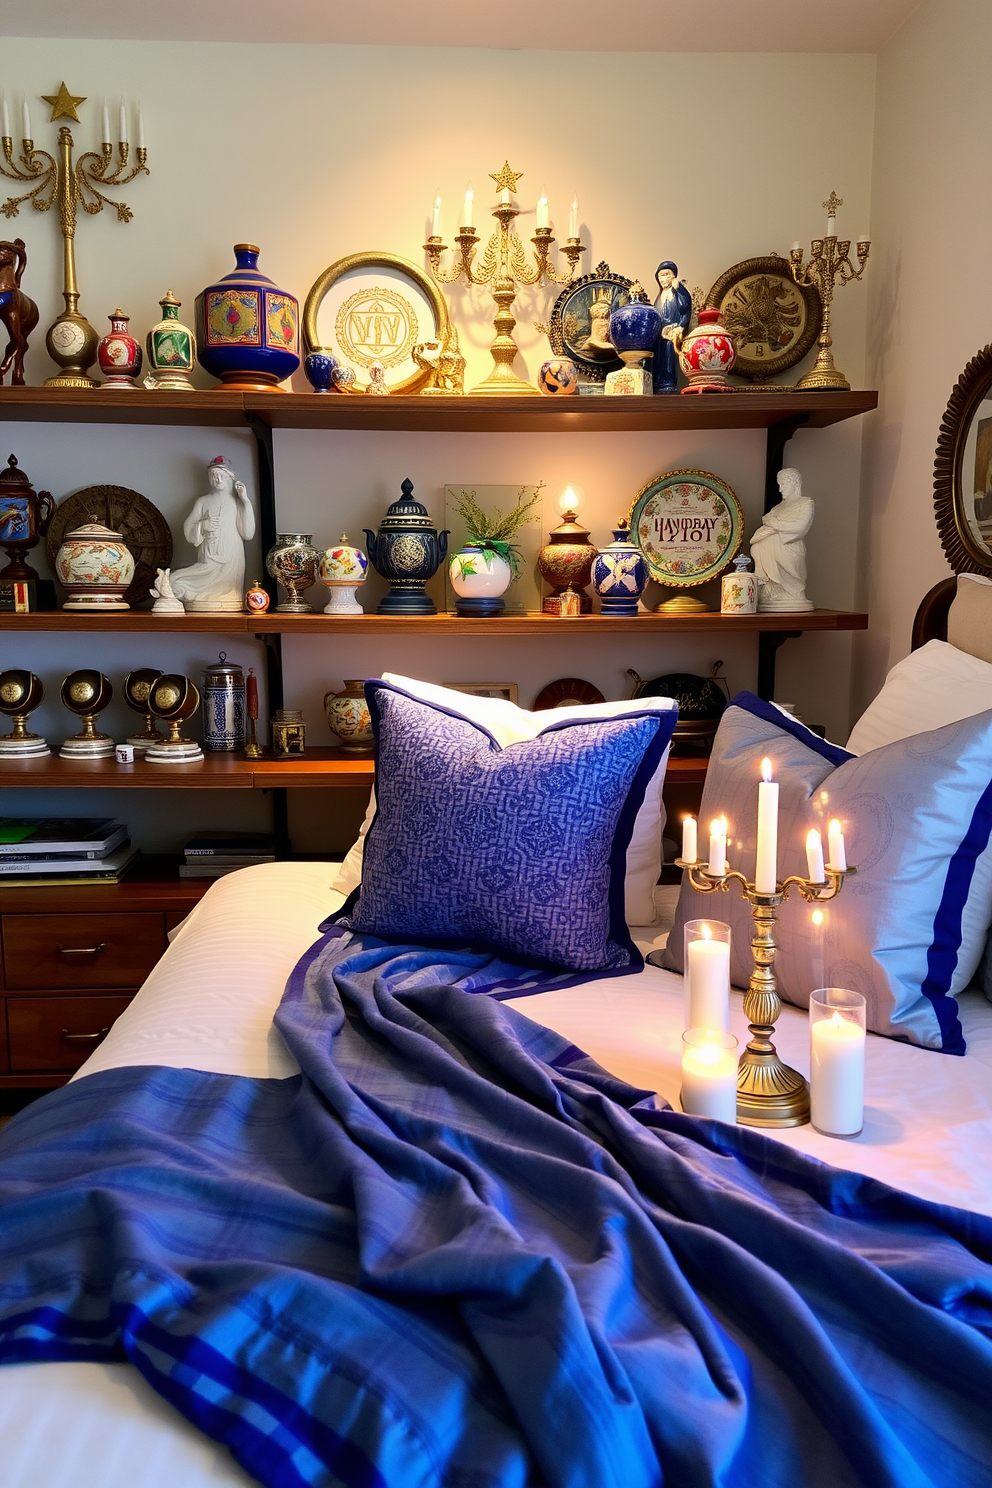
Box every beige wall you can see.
[0,38,876,848]
[859,0,990,710]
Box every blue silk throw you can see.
[1,928,991,1488]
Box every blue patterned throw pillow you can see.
[665,692,992,1053]
[342,682,677,973]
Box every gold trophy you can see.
[0,670,49,756]
[144,674,203,764]
[122,668,165,756]
[59,670,115,758]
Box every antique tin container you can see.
[201,652,246,752]
[364,478,449,615]
[270,708,306,757]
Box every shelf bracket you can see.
[254,628,289,853]
[244,411,278,606]
[757,630,801,700]
[764,414,810,513]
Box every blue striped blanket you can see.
[1,926,991,1488]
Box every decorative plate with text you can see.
[628,470,743,590]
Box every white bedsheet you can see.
[3,860,992,1488]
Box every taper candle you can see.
[805,828,825,884]
[137,107,145,149]
[2,95,11,139]
[755,757,778,894]
[568,194,579,238]
[681,815,697,865]
[119,100,128,144]
[102,102,111,144]
[21,97,30,140]
[431,189,441,237]
[462,185,474,229]
[827,818,847,872]
[708,816,727,877]
[537,185,549,229]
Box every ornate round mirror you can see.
[934,344,992,574]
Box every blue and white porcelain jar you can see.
[201,653,245,752]
[304,348,338,394]
[196,244,300,391]
[593,524,647,615]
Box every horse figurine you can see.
[0,239,39,387]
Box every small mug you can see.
[115,743,135,764]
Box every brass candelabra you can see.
[424,161,584,396]
[788,192,869,392]
[1,83,149,388]
[676,855,856,1127]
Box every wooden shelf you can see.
[0,386,878,434]
[0,608,869,635]
[0,854,213,912]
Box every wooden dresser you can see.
[0,858,211,1088]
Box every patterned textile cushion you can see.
[664,692,992,1053]
[331,672,673,925]
[340,681,677,974]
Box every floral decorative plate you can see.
[628,470,743,590]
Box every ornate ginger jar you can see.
[145,292,196,391]
[319,534,368,615]
[324,680,374,754]
[448,543,513,617]
[0,454,54,581]
[678,306,736,393]
[538,357,579,396]
[538,511,596,615]
[98,309,142,389]
[55,519,135,610]
[593,525,647,615]
[364,478,449,615]
[196,244,301,392]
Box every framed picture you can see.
[705,254,822,382]
[450,683,519,703]
[628,470,744,592]
[545,261,635,383]
[302,252,449,395]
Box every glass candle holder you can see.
[684,920,731,1032]
[809,987,866,1137]
[681,1029,738,1122]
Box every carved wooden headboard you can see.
[911,576,955,650]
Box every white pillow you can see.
[330,673,674,925]
[846,639,992,754]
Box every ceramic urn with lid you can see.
[0,454,54,581]
[55,518,135,609]
[364,478,449,615]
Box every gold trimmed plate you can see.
[628,470,743,593]
[705,255,821,383]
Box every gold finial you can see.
[489,160,524,194]
[822,191,843,217]
[41,82,86,122]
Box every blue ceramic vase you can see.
[593,525,647,615]
[609,291,662,364]
[364,478,449,616]
[304,348,338,393]
[195,244,300,391]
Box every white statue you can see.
[170,456,256,613]
[150,567,184,614]
[750,467,814,612]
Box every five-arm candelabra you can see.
[676,854,856,1127]
[1,83,149,387]
[424,161,584,396]
[788,191,869,392]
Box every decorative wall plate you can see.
[705,254,821,382]
[533,677,606,711]
[302,252,449,395]
[46,485,172,607]
[628,470,743,591]
[544,262,634,383]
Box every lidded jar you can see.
[319,535,368,615]
[537,485,596,615]
[98,308,143,389]
[201,652,246,752]
[55,518,135,609]
[593,523,647,616]
[0,454,54,581]
[145,292,196,391]
[363,478,449,616]
[608,282,662,364]
[196,244,300,391]
[677,306,736,393]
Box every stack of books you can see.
[180,832,277,880]
[0,818,138,886]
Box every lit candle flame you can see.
[811,908,824,926]
[761,757,773,783]
[702,923,712,941]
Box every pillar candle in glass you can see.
[809,987,866,1137]
[681,1030,738,1122]
[684,920,731,1031]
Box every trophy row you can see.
[0,668,203,763]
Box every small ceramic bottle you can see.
[324,680,374,754]
[144,292,196,391]
[244,578,270,615]
[98,309,143,389]
[593,524,648,616]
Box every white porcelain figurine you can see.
[751,467,815,612]
[150,567,185,614]
[170,456,256,613]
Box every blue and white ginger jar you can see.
[593,524,647,615]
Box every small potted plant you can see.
[448,486,540,616]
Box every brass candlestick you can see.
[424,161,584,395]
[676,855,856,1127]
[1,83,149,388]
[788,192,869,392]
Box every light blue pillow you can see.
[341,681,677,974]
[664,692,992,1053]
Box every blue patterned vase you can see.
[593,525,647,615]
[195,244,300,391]
[364,478,449,616]
[608,290,662,361]
[304,348,338,393]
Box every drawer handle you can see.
[61,1027,111,1043]
[56,942,108,957]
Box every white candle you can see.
[137,107,145,149]
[755,757,778,894]
[791,240,802,253]
[681,815,697,864]
[431,189,441,237]
[685,927,730,1033]
[568,193,579,239]
[708,816,727,877]
[810,1011,864,1135]
[681,1034,738,1122]
[805,828,825,884]
[537,185,549,229]
[500,187,510,206]
[101,102,111,144]
[857,232,870,247]
[827,818,846,872]
[462,185,474,229]
[827,214,836,237]
[1,95,10,139]
[21,97,31,140]
[119,100,128,144]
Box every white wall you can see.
[0,38,876,849]
[859,0,990,709]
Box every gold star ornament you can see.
[489,160,524,195]
[41,82,86,122]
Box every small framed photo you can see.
[450,683,519,703]
[546,262,635,383]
